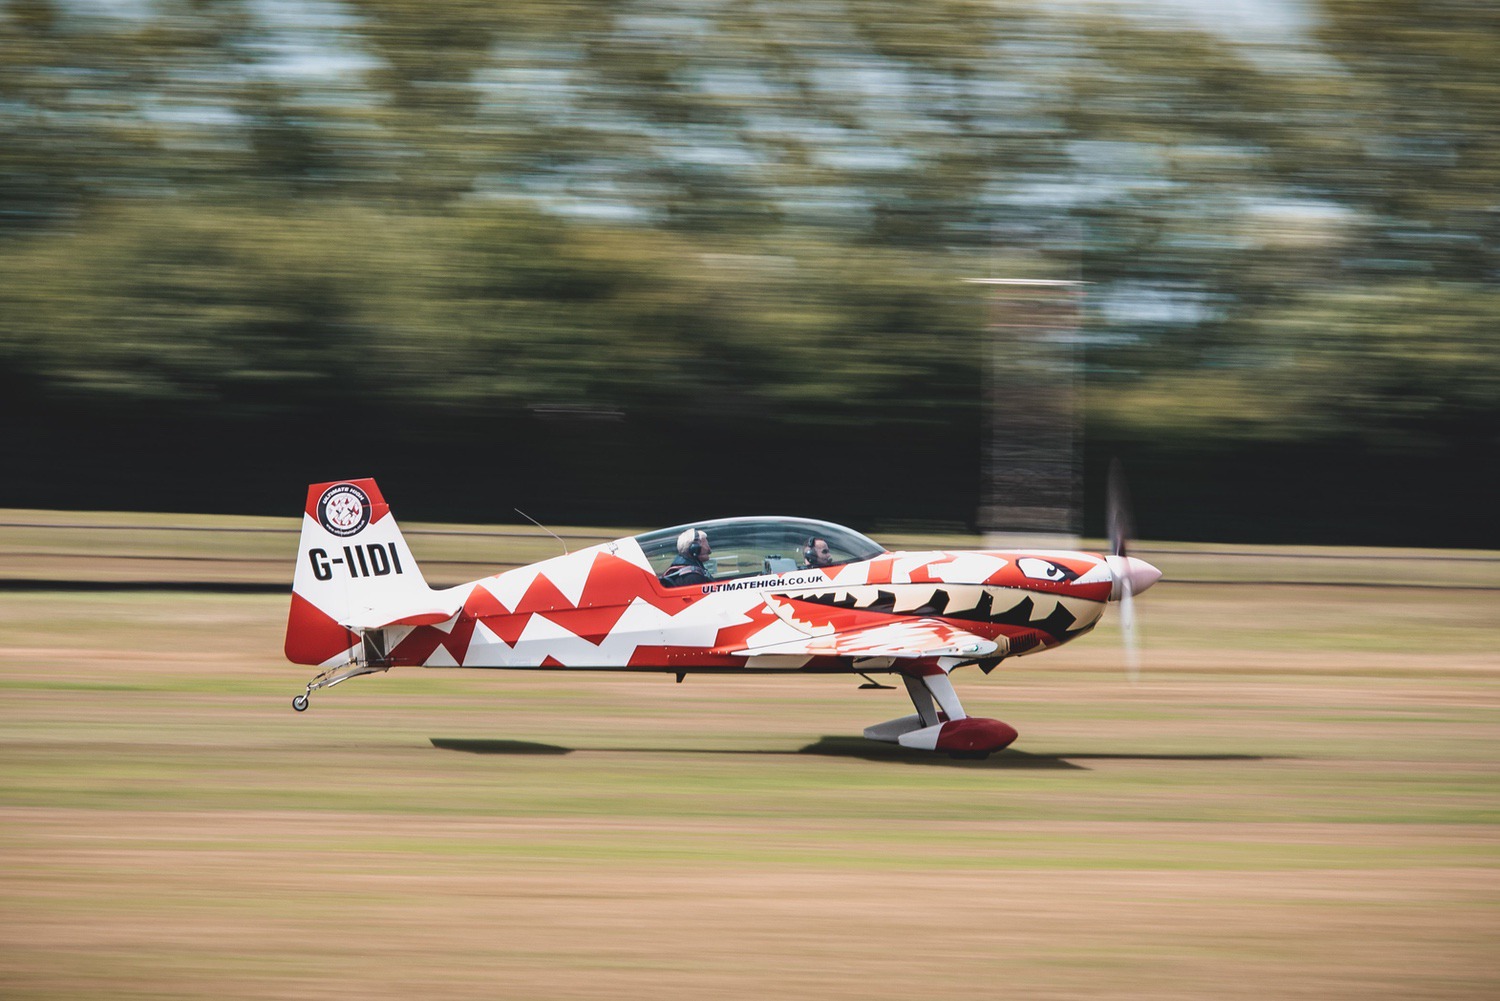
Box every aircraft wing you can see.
[731,617,998,661]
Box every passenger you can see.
[661,528,714,586]
[804,536,835,568]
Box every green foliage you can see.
[0,0,1497,510]
[0,197,979,421]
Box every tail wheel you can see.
[292,694,309,712]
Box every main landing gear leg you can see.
[903,674,941,727]
[862,671,1018,757]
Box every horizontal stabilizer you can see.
[340,594,465,631]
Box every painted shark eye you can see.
[1018,558,1079,583]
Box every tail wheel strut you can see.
[289,662,390,713]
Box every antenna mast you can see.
[514,508,569,555]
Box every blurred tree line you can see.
[0,0,1495,543]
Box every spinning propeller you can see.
[1103,459,1161,682]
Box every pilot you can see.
[804,536,835,568]
[661,528,714,586]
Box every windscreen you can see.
[636,517,885,581]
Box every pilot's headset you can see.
[679,528,705,559]
[804,537,819,564]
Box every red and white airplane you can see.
[286,478,1160,757]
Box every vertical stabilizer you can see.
[285,478,436,666]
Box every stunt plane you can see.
[286,478,1160,757]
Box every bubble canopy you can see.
[634,517,886,581]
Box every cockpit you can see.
[636,517,887,586]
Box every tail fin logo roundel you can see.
[317,483,371,537]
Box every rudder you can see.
[285,478,438,666]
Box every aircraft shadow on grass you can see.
[430,738,574,755]
[429,737,1277,770]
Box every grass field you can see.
[1,514,1497,999]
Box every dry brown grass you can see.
[6,807,1494,1001]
